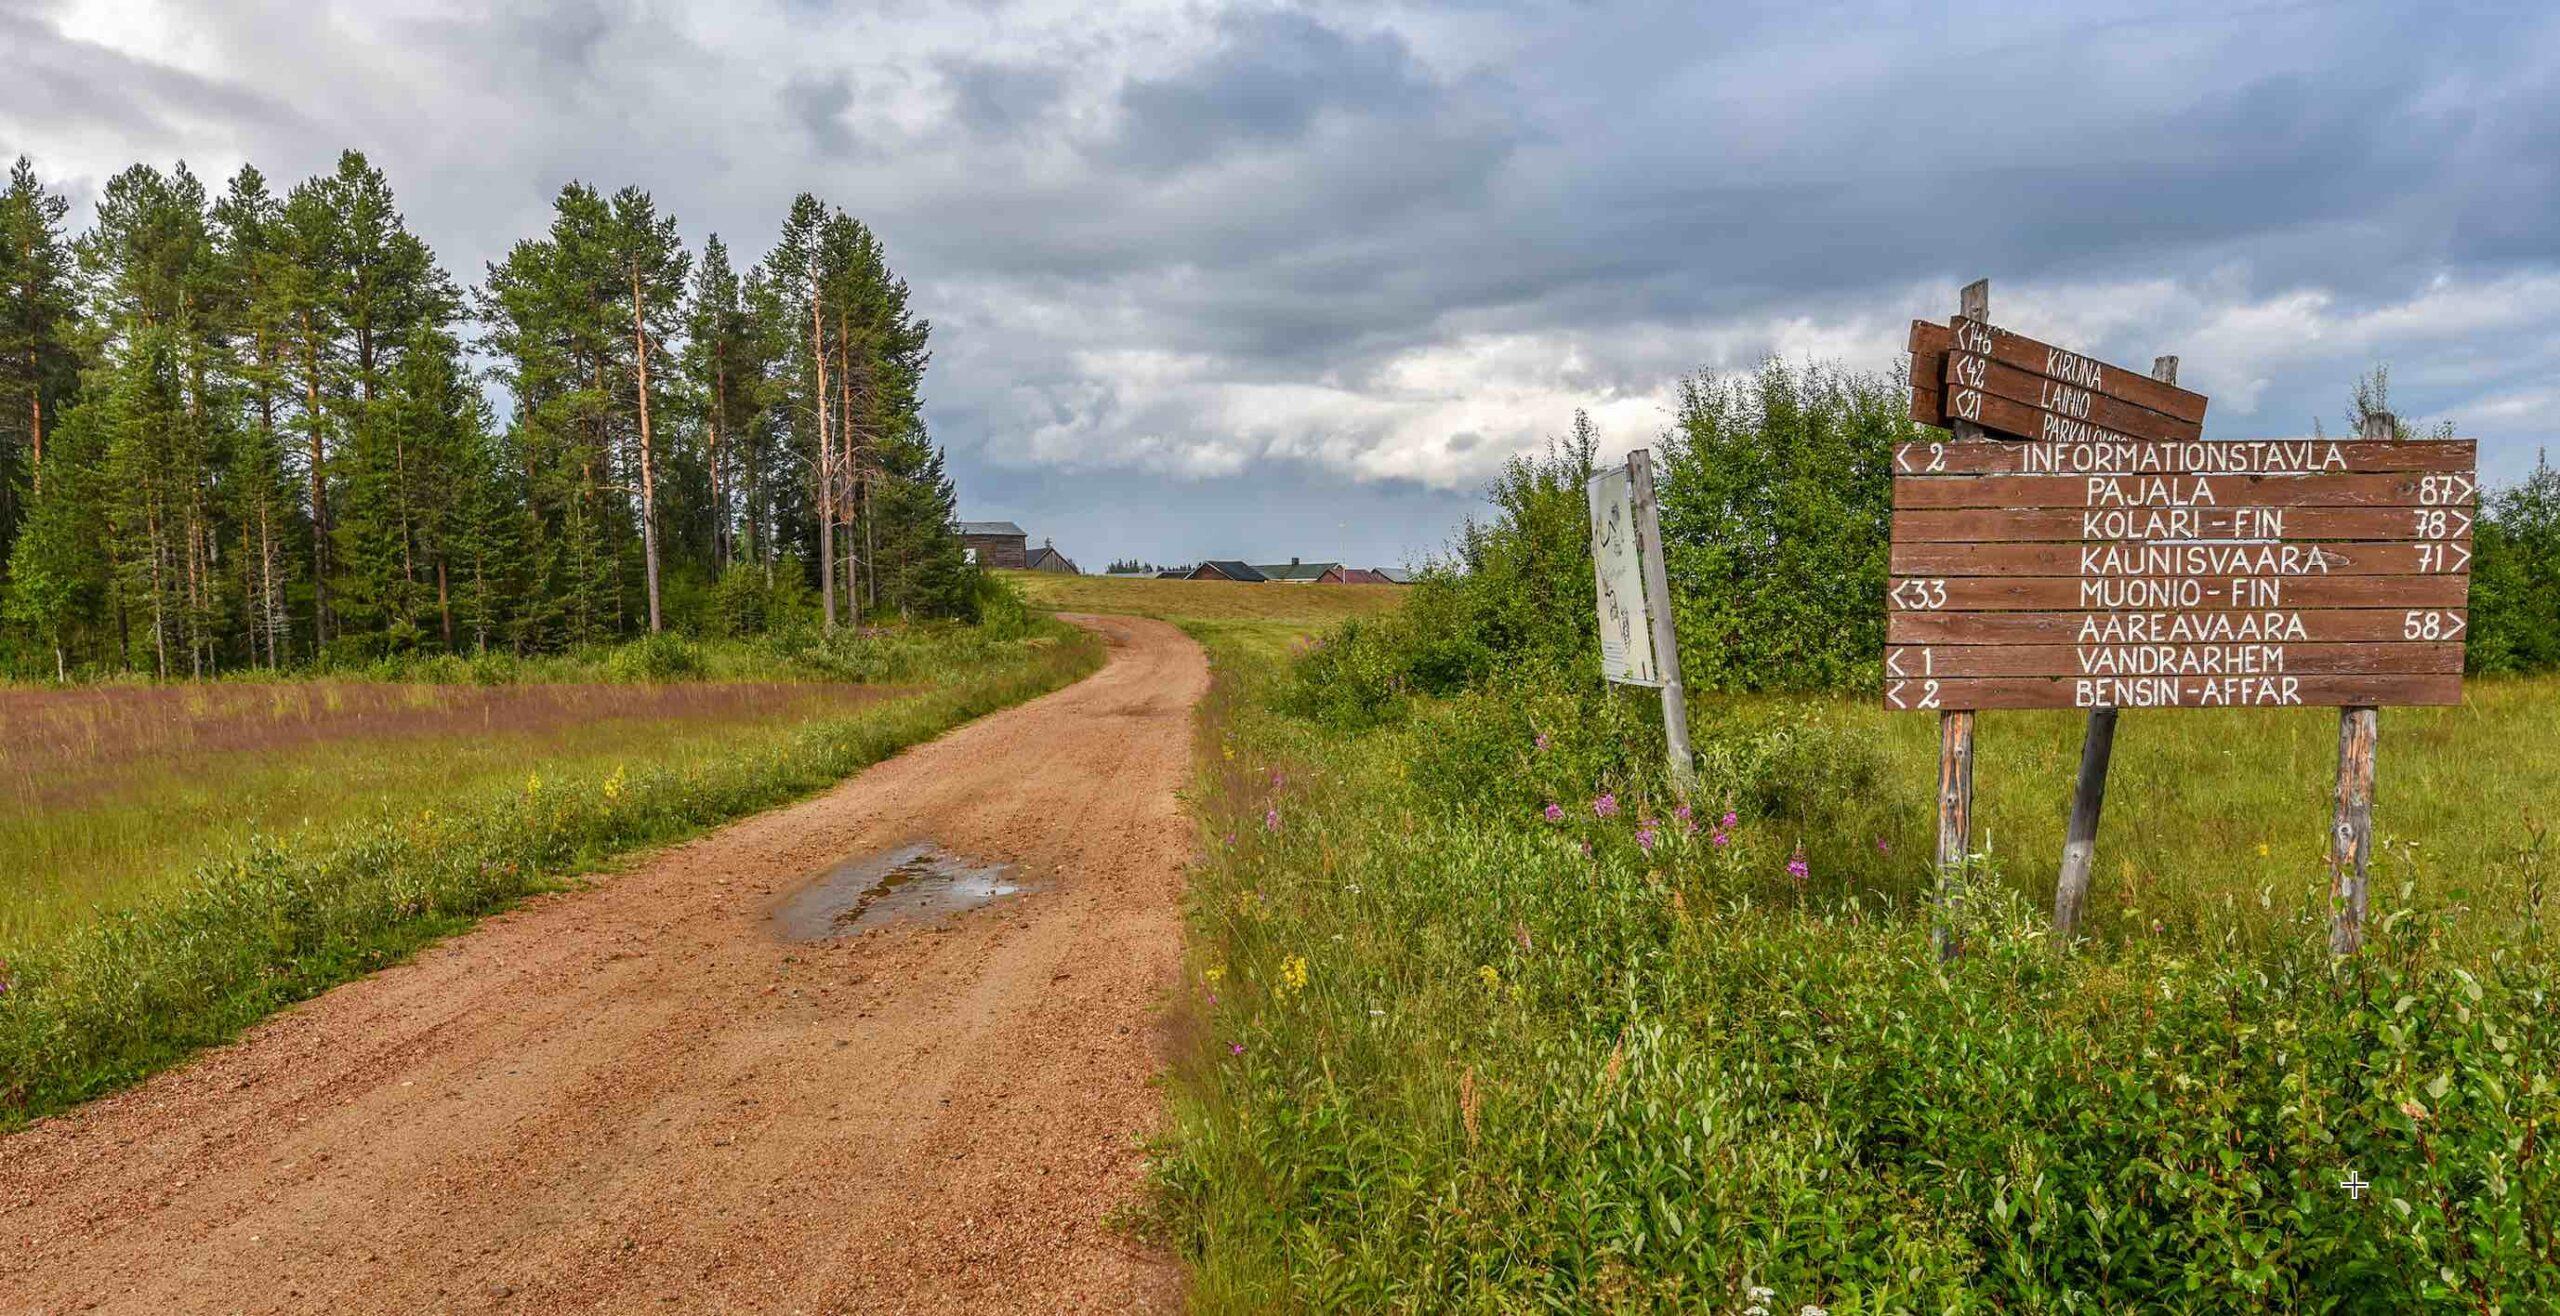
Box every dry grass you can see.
[1000,570,1409,626]
[0,681,898,944]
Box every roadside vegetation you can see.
[0,593,1102,1127]
[1151,364,2559,1310]
[1002,569,1407,627]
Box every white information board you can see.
[1587,464,1660,686]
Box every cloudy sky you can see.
[5,0,2557,567]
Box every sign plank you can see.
[1882,674,2461,710]
[1891,541,2474,577]
[1892,506,2474,543]
[1949,349,2201,442]
[1894,472,2478,509]
[1950,316,2208,424]
[1909,319,1950,428]
[1888,609,2468,646]
[1884,642,2462,677]
[1892,438,2473,477]
[1586,465,1659,686]
[1888,575,2471,611]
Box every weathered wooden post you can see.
[1628,449,1697,793]
[2327,409,2395,954]
[1932,278,1991,959]
[2052,354,2180,941]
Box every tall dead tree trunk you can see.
[813,281,835,632]
[300,315,330,646]
[631,264,664,634]
[25,347,40,494]
[709,362,727,572]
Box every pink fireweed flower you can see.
[1593,793,1620,819]
[1875,837,1891,855]
[1543,803,1565,823]
[1535,732,1551,751]
[1636,824,1659,853]
[1720,811,1739,830]
[1229,1042,1246,1056]
[1786,849,1810,881]
[1270,769,1286,789]
[1264,807,1282,832]
[1711,831,1731,849]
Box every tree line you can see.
[0,151,971,679]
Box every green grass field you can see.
[1001,569,1409,626]
[1152,631,2560,1310]
[1713,677,2559,952]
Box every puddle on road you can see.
[773,842,1024,941]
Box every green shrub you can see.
[606,632,705,682]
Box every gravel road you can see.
[1,614,1204,1315]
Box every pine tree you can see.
[604,187,688,633]
[273,173,345,645]
[0,157,79,547]
[765,194,836,628]
[684,234,767,575]
[213,164,302,666]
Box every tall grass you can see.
[1000,569,1409,626]
[0,619,1103,1127]
[1153,634,2559,1311]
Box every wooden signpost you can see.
[1589,450,1696,792]
[1896,280,2476,955]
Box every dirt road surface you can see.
[1,615,1206,1315]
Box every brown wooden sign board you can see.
[1890,574,2470,611]
[1948,349,2202,443]
[1894,438,2473,476]
[1882,674,2461,711]
[1894,506,2473,543]
[1889,609,2468,646]
[1894,471,2479,509]
[1886,642,2463,677]
[1909,320,1950,428]
[1892,541,2474,577]
[1950,316,2208,423]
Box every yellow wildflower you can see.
[1279,954,1309,995]
[1476,964,1500,992]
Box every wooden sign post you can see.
[1589,450,1696,793]
[1897,280,2474,955]
[2055,353,2181,941]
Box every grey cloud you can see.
[1110,9,1445,171]
[782,71,857,157]
[939,58,1067,134]
[8,0,2560,561]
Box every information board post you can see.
[1629,450,1696,794]
[2053,353,2180,941]
[1588,452,1694,795]
[1933,279,1990,959]
[2328,410,2395,954]
[1894,281,2472,959]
